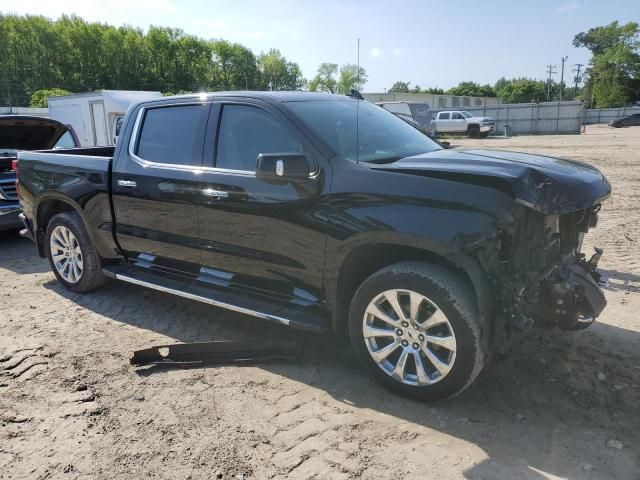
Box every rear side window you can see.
[216,105,303,171]
[136,105,205,165]
[439,112,450,120]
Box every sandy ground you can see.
[1,124,639,480]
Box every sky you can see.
[1,0,639,92]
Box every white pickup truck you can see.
[433,110,495,138]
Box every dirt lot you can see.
[1,124,638,480]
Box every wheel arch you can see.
[35,195,91,257]
[329,242,494,337]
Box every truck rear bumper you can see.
[0,203,21,231]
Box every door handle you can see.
[117,179,137,188]
[202,188,229,199]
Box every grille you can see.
[0,177,17,200]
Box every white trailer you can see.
[47,90,162,146]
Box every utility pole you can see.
[559,55,568,101]
[573,63,584,98]
[546,64,557,101]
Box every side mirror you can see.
[256,153,311,183]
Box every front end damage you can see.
[480,203,608,338]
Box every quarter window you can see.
[216,105,303,171]
[136,104,205,165]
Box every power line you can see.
[546,64,557,102]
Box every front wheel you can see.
[348,261,486,401]
[46,212,105,293]
[468,125,481,138]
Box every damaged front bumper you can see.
[546,251,607,330]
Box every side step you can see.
[102,264,330,333]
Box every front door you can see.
[112,101,211,274]
[197,101,330,302]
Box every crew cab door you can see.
[111,100,210,273]
[196,100,330,302]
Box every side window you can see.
[54,131,76,149]
[452,112,464,119]
[216,104,303,172]
[439,112,450,120]
[136,104,205,165]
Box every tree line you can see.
[386,78,576,104]
[0,14,369,107]
[1,14,637,108]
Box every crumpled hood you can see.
[370,148,611,215]
[0,116,70,151]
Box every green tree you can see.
[308,63,338,93]
[337,63,367,94]
[258,49,306,90]
[29,88,71,107]
[446,81,495,97]
[573,21,640,107]
[494,77,551,103]
[388,81,410,93]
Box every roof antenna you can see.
[356,37,360,164]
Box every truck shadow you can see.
[0,230,51,274]
[42,277,640,480]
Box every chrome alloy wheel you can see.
[363,289,457,386]
[49,225,83,284]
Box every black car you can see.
[17,92,610,401]
[609,113,640,128]
[0,116,77,231]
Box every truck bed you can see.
[17,146,116,258]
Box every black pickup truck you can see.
[17,92,610,400]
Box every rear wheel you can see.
[46,212,105,292]
[348,261,486,401]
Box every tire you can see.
[468,125,481,138]
[348,261,486,401]
[46,211,106,293]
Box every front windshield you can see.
[461,111,473,118]
[287,100,441,163]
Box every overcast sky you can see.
[1,0,639,91]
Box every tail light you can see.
[11,159,20,198]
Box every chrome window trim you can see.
[127,101,317,179]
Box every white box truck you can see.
[48,90,162,146]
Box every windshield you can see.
[461,111,473,118]
[287,100,441,163]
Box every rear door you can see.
[196,100,330,302]
[112,100,211,274]
[437,112,451,132]
[450,111,467,132]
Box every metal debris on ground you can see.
[130,340,303,367]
